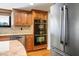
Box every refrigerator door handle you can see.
[65,6,69,46]
[60,6,64,44]
[60,5,68,46]
[60,5,67,52]
[63,5,66,52]
[63,5,69,52]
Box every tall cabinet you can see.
[32,9,48,51]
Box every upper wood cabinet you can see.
[21,12,27,26]
[13,9,48,26]
[32,9,48,20]
[14,11,22,26]
[27,13,32,26]
[13,9,32,26]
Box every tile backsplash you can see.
[0,25,33,34]
[0,11,33,34]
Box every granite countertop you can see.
[0,30,33,36]
[0,40,27,56]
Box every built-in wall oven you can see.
[34,19,47,46]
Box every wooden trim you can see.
[0,8,11,15]
[31,9,48,13]
[0,8,12,12]
[13,9,48,13]
[27,49,51,56]
[33,44,47,51]
[13,8,31,13]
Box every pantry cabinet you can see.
[32,9,48,51]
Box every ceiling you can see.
[0,3,53,11]
[20,3,53,11]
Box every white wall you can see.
[47,12,51,50]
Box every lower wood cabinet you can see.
[27,49,51,56]
[25,35,34,52]
[0,36,10,41]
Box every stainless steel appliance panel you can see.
[65,3,79,56]
[50,3,79,56]
[50,4,64,51]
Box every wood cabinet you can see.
[14,12,22,26]
[13,9,48,52]
[0,36,10,41]
[25,35,34,52]
[13,9,47,26]
[13,9,32,26]
[21,12,27,26]
[32,9,48,20]
[27,49,51,56]
[32,9,48,51]
[27,13,32,25]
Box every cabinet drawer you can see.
[0,36,10,41]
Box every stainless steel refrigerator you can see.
[50,3,79,56]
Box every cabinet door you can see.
[14,11,32,26]
[34,12,40,19]
[27,13,32,26]
[0,36,10,41]
[21,12,27,26]
[40,13,44,20]
[44,13,48,20]
[33,11,48,20]
[14,12,22,26]
[41,13,48,20]
[25,35,34,52]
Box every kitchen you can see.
[1,3,79,56]
[0,3,52,56]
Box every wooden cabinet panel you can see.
[14,12,22,26]
[44,13,48,20]
[27,13,32,26]
[33,44,47,50]
[21,12,27,26]
[0,36,10,41]
[40,13,48,20]
[34,12,39,19]
[27,49,51,56]
[25,35,34,52]
[14,10,32,26]
[32,10,48,20]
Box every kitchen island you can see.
[0,40,27,56]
